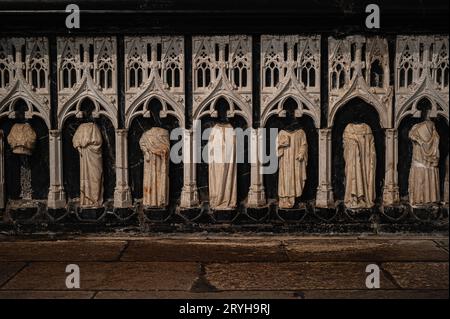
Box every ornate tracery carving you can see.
[192,36,252,124]
[395,36,449,127]
[328,36,392,128]
[57,37,118,128]
[260,35,321,128]
[0,37,50,127]
[124,36,185,128]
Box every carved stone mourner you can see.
[343,123,376,209]
[72,122,103,208]
[277,129,308,209]
[7,123,37,155]
[139,127,170,208]
[208,123,237,210]
[408,120,440,206]
[7,123,37,200]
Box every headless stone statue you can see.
[72,122,103,208]
[408,120,440,206]
[139,127,170,208]
[208,122,237,210]
[7,123,37,199]
[7,123,37,155]
[343,123,376,209]
[277,129,308,208]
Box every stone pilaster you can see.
[316,128,334,208]
[180,128,199,208]
[248,128,266,207]
[383,128,400,205]
[47,129,66,209]
[113,129,132,208]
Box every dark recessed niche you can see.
[331,97,385,203]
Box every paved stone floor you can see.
[0,234,448,299]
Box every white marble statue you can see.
[408,120,440,206]
[139,127,170,207]
[73,122,103,208]
[343,123,376,209]
[7,123,37,155]
[277,129,308,209]
[208,122,237,209]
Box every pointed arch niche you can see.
[318,36,394,208]
[331,98,385,206]
[397,97,449,203]
[395,36,449,206]
[194,97,251,211]
[123,36,185,209]
[183,35,262,209]
[263,97,318,206]
[48,37,125,209]
[0,37,50,210]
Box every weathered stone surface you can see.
[301,289,449,299]
[95,291,297,299]
[205,262,397,290]
[0,262,26,286]
[0,290,95,299]
[121,239,287,262]
[93,289,448,299]
[434,239,449,251]
[382,262,449,289]
[1,262,198,291]
[0,240,127,262]
[284,239,449,262]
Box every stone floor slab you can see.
[205,262,397,290]
[0,290,95,299]
[382,262,449,289]
[0,262,26,287]
[1,262,198,291]
[121,239,287,262]
[94,290,298,299]
[284,239,448,262]
[0,240,127,262]
[301,289,449,299]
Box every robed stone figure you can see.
[343,123,376,209]
[208,123,237,210]
[408,120,440,206]
[139,127,170,207]
[73,122,103,208]
[277,129,308,208]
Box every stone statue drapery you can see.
[7,123,37,199]
[343,123,376,209]
[277,129,308,209]
[73,122,103,208]
[408,120,440,206]
[7,123,37,155]
[139,127,170,208]
[208,123,237,210]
